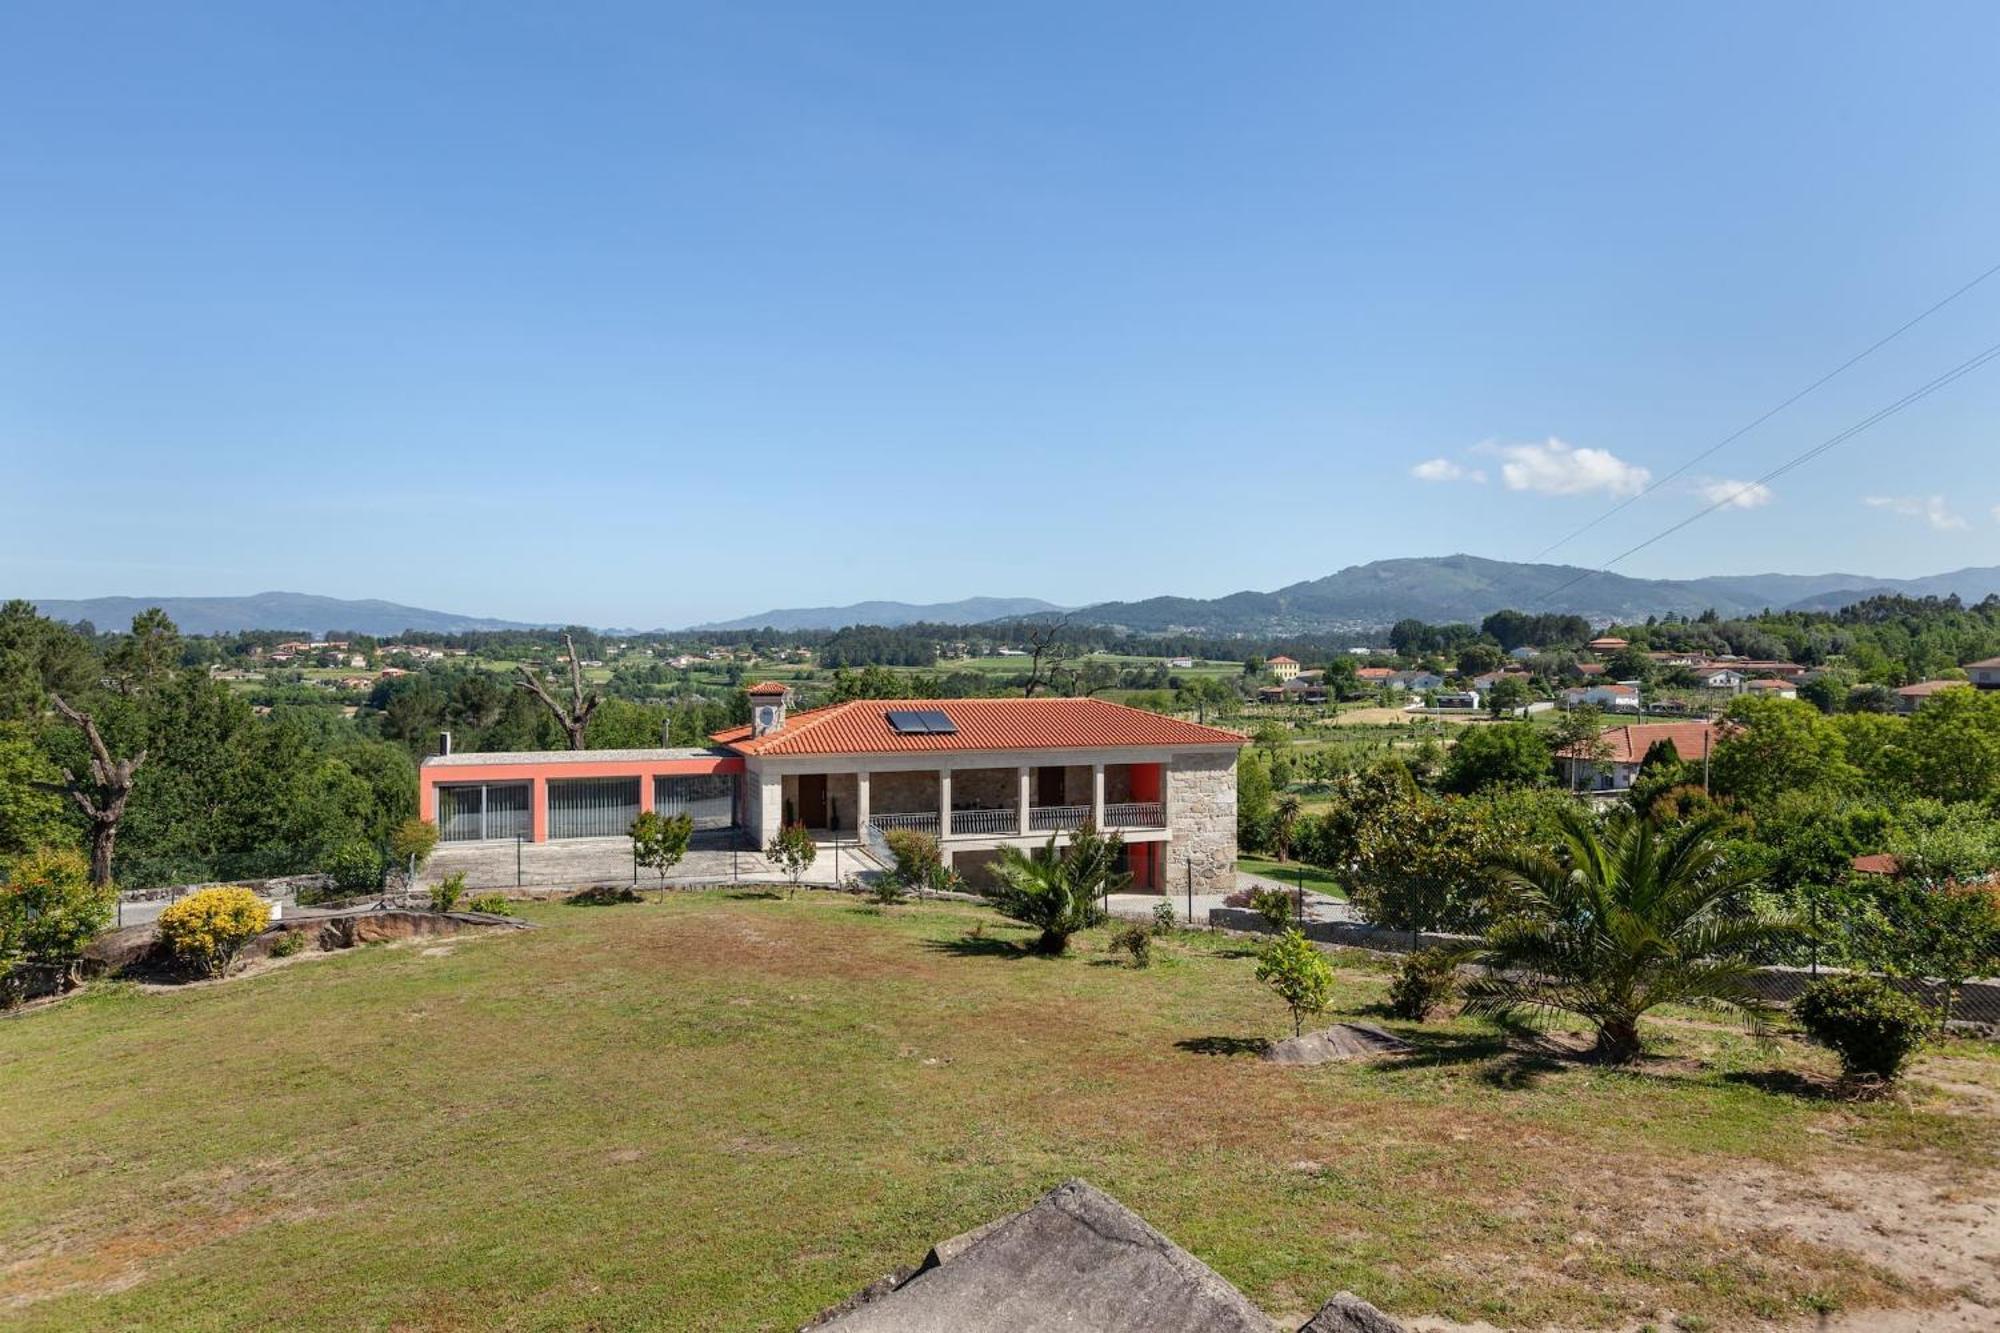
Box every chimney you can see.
[747,682,790,737]
[439,730,453,756]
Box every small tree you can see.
[630,811,694,901]
[768,823,816,897]
[1248,885,1294,931]
[156,886,271,978]
[1256,928,1336,1037]
[882,827,948,900]
[986,825,1124,955]
[389,818,441,884]
[2,846,115,987]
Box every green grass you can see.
[1,895,1989,1330]
[1236,856,1347,899]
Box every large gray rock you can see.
[807,1179,1279,1332]
[1298,1291,1407,1332]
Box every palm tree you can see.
[987,825,1127,954]
[1272,793,1303,862]
[1464,805,1795,1063]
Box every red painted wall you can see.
[419,754,744,842]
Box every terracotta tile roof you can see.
[746,681,792,696]
[713,697,1248,757]
[1557,720,1718,766]
[1267,655,1298,665]
[1588,637,1629,650]
[1745,678,1794,690]
[1355,667,1397,680]
[1852,853,1901,876]
[1965,656,2000,670]
[1896,679,1969,697]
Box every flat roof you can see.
[422,747,731,768]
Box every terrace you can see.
[776,761,1167,842]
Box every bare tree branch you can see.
[46,691,145,886]
[515,633,600,750]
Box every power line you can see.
[1533,258,2000,559]
[1534,335,2000,608]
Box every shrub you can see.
[1,846,114,984]
[1795,974,1935,1085]
[157,887,271,977]
[326,840,386,892]
[388,818,440,874]
[1388,947,1459,1021]
[428,872,467,914]
[467,893,510,915]
[1110,921,1154,967]
[268,929,309,958]
[882,828,948,898]
[1256,928,1336,1036]
[568,885,642,906]
[1151,900,1176,935]
[869,872,908,906]
[1248,885,1294,931]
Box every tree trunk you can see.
[1595,1016,1643,1063]
[91,820,117,888]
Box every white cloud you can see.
[1696,478,1774,510]
[1993,504,2000,525]
[1864,495,1968,531]
[1410,458,1486,484]
[1487,437,1651,497]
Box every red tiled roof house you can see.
[420,688,1247,893]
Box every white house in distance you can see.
[1562,683,1642,711]
[1744,677,1798,700]
[1968,656,2000,690]
[1896,680,1973,714]
[1267,655,1301,681]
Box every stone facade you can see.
[1166,751,1238,895]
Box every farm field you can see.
[3,894,1995,1331]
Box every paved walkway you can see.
[1105,870,1356,930]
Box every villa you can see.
[417,687,1246,893]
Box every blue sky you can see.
[4,3,1998,627]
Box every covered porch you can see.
[777,760,1164,840]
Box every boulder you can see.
[807,1179,1279,1332]
[1297,1291,1407,1332]
[1261,1023,1412,1066]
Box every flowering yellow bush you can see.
[156,886,271,977]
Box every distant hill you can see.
[692,596,1069,632]
[1065,556,2000,634]
[25,592,541,637]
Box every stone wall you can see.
[1167,751,1238,895]
[871,769,939,815]
[953,766,1016,809]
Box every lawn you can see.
[1236,855,1347,899]
[2,894,1994,1331]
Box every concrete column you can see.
[938,767,953,839]
[1092,762,1106,830]
[638,773,656,815]
[530,776,548,843]
[1017,766,1031,836]
[856,771,871,833]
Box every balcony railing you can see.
[867,812,940,836]
[1103,801,1166,829]
[950,807,1019,836]
[1029,804,1092,832]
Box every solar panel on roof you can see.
[886,709,933,733]
[915,709,957,733]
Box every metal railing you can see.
[1103,801,1166,829]
[1029,804,1092,832]
[867,812,940,836]
[950,807,1019,836]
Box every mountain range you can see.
[692,596,1068,632]
[22,592,541,637]
[23,557,2000,637]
